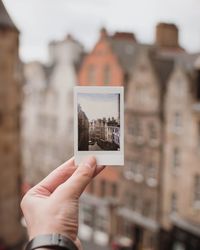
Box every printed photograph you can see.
[77,93,120,151]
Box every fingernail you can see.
[82,156,96,168]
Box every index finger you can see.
[30,157,76,195]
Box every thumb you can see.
[54,156,97,200]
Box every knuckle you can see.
[78,167,93,179]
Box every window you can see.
[124,160,134,179]
[136,86,145,105]
[89,181,94,194]
[175,76,184,97]
[171,193,177,212]
[130,194,138,210]
[82,205,94,227]
[196,70,200,100]
[111,182,117,197]
[87,64,96,83]
[173,147,181,169]
[100,179,106,197]
[198,123,200,149]
[127,118,142,138]
[124,159,143,182]
[125,191,138,210]
[194,175,200,203]
[103,64,111,85]
[148,163,156,178]
[134,119,142,137]
[149,123,157,141]
[146,162,157,187]
[124,190,131,206]
[143,200,152,217]
[122,221,133,238]
[95,209,108,232]
[174,112,182,130]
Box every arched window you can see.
[103,64,111,85]
[149,123,157,140]
[173,147,181,169]
[171,193,178,212]
[194,175,200,203]
[87,64,96,83]
[174,112,182,129]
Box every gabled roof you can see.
[0,0,18,31]
[110,38,136,74]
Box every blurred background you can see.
[0,0,200,250]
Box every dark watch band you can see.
[25,234,78,250]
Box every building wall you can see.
[0,27,24,246]
[120,48,163,249]
[162,65,200,229]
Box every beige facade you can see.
[0,0,24,247]
[22,35,83,184]
[162,62,200,236]
[119,47,167,249]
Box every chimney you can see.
[100,27,108,39]
[155,22,179,48]
[112,32,137,42]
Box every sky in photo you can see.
[3,0,200,62]
[78,93,119,121]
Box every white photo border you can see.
[74,86,124,166]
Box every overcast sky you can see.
[3,0,200,63]
[78,93,119,121]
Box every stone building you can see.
[0,0,24,248]
[78,104,89,151]
[22,35,83,184]
[88,118,120,151]
[160,54,200,249]
[118,44,174,249]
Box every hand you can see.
[21,156,105,249]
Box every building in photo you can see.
[78,104,89,151]
[77,93,120,152]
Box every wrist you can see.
[26,234,78,250]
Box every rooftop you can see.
[0,0,18,31]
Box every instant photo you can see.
[74,86,124,166]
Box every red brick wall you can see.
[78,37,124,86]
[78,35,124,191]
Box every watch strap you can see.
[26,234,78,250]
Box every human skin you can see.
[21,156,105,250]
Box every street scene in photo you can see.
[77,93,120,151]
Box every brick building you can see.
[0,1,24,248]
[78,28,136,87]
[78,27,136,246]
